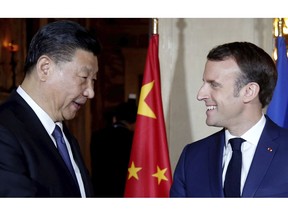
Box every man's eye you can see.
[210,83,217,87]
[210,82,219,88]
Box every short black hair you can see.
[24,20,101,74]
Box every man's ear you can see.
[242,82,260,103]
[36,55,52,81]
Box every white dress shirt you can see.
[222,114,266,195]
[17,86,86,197]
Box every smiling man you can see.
[170,41,288,197]
[0,20,101,197]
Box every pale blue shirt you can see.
[17,86,86,197]
[222,114,266,195]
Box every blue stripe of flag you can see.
[267,36,288,128]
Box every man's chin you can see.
[63,112,77,121]
[206,120,218,127]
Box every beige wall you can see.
[158,18,274,172]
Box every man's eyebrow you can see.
[206,79,222,87]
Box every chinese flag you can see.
[124,34,172,197]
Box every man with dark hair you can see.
[170,41,288,197]
[0,20,101,197]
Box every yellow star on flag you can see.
[127,161,142,180]
[137,81,156,119]
[152,166,168,185]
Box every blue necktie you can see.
[224,138,245,197]
[52,125,78,184]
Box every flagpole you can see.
[278,18,283,37]
[153,18,158,35]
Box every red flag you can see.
[124,34,172,197]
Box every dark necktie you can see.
[224,137,245,197]
[52,125,78,184]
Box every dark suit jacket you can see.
[0,91,94,197]
[170,116,288,197]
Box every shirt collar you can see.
[17,86,59,136]
[225,114,266,147]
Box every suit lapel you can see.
[208,129,226,197]
[10,91,58,150]
[242,118,280,197]
[12,91,62,154]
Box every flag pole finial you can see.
[278,18,283,37]
[153,18,158,35]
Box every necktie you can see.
[52,125,78,184]
[224,137,245,197]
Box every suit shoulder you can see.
[184,128,224,150]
